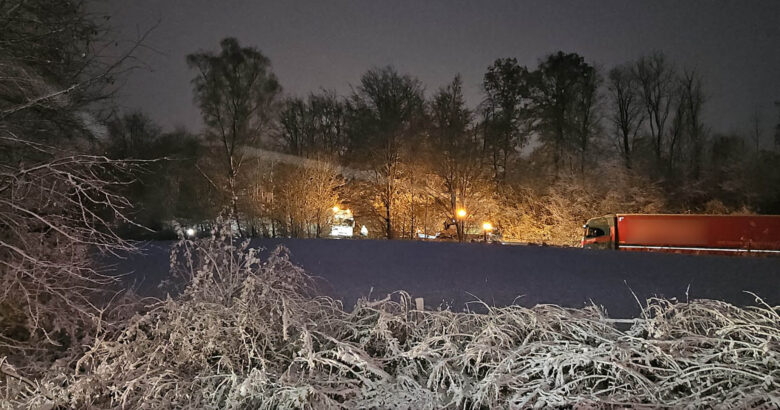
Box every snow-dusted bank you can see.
[111,237,779,319]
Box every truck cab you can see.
[581,215,616,249]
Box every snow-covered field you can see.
[109,238,780,318]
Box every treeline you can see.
[107,38,780,245]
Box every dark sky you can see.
[101,0,780,142]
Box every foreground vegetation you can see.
[3,233,777,409]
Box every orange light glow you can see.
[457,209,467,218]
[482,222,493,231]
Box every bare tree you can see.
[428,75,488,241]
[481,58,531,181]
[104,115,212,235]
[0,138,139,355]
[310,91,349,160]
[278,98,311,157]
[634,53,676,168]
[607,64,645,169]
[105,112,162,158]
[680,69,707,179]
[187,38,282,235]
[1,0,147,373]
[278,91,348,160]
[530,52,599,177]
[666,87,686,175]
[272,162,341,237]
[347,66,424,239]
[571,66,601,177]
[663,69,708,180]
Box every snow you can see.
[106,238,780,318]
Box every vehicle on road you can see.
[330,207,355,237]
[581,214,780,255]
[435,219,502,243]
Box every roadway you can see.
[106,238,780,318]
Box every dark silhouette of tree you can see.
[279,91,347,160]
[666,84,687,176]
[1,0,146,373]
[634,53,676,170]
[607,64,645,169]
[347,66,424,239]
[105,113,208,237]
[530,52,599,177]
[428,75,485,241]
[187,38,281,235]
[481,58,531,181]
[106,112,163,159]
[279,98,310,157]
[571,65,601,176]
[679,70,706,179]
[309,92,349,160]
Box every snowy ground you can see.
[107,238,780,318]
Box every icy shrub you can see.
[6,230,778,408]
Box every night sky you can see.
[100,0,780,142]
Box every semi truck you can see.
[581,214,780,255]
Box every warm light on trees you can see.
[270,162,342,238]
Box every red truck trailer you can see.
[581,214,780,255]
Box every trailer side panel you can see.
[615,214,780,253]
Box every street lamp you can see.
[456,208,467,242]
[482,222,493,242]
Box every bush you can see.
[5,231,777,408]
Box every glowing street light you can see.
[454,208,468,242]
[332,206,340,212]
[186,228,196,237]
[482,221,493,242]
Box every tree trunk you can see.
[385,203,393,239]
[228,172,243,236]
